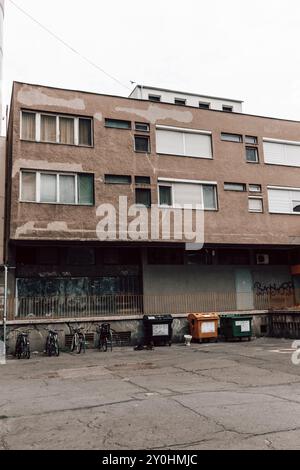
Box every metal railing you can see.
[0,290,296,321]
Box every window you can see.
[149,95,161,102]
[245,135,258,145]
[203,185,218,210]
[293,201,300,213]
[263,139,300,167]
[223,105,233,112]
[267,187,300,214]
[41,114,56,143]
[249,197,263,213]
[159,185,172,206]
[20,171,94,205]
[21,112,36,140]
[21,171,36,202]
[224,183,246,192]
[135,122,150,132]
[135,176,151,185]
[158,181,218,210]
[79,118,92,146]
[221,133,243,143]
[105,118,131,129]
[174,98,186,106]
[249,184,262,193]
[59,116,75,145]
[21,111,93,146]
[156,125,212,159]
[199,102,210,109]
[135,135,150,152]
[135,188,151,207]
[246,147,259,163]
[105,175,131,184]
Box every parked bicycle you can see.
[70,327,86,354]
[96,323,113,352]
[45,329,60,357]
[15,331,31,360]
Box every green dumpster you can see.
[220,315,253,342]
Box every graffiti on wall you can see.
[254,281,294,297]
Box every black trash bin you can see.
[143,315,173,347]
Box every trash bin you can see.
[143,315,173,347]
[220,314,253,341]
[188,313,219,343]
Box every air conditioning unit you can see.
[256,254,270,265]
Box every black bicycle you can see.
[15,332,31,360]
[45,329,60,357]
[97,323,113,352]
[70,327,86,354]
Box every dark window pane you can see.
[175,98,186,106]
[246,147,259,163]
[148,248,184,265]
[135,122,150,132]
[78,174,94,205]
[105,175,131,184]
[79,118,92,146]
[245,135,258,144]
[159,186,172,206]
[149,95,161,102]
[135,136,150,152]
[105,119,131,129]
[135,188,151,207]
[199,102,210,109]
[135,176,151,185]
[67,248,95,266]
[223,106,233,112]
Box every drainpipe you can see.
[2,264,7,364]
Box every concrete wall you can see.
[130,86,243,112]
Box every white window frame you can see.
[156,125,213,159]
[267,186,300,215]
[20,111,93,147]
[249,184,262,193]
[20,170,93,206]
[248,196,263,213]
[158,178,218,211]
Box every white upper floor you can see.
[129,85,243,113]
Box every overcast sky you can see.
[3,0,300,121]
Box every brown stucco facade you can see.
[6,81,300,246]
[4,82,300,308]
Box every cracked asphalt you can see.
[1,338,300,450]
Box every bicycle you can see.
[70,327,86,354]
[15,331,31,360]
[96,323,113,352]
[45,329,60,357]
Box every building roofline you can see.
[11,81,300,126]
[129,84,244,104]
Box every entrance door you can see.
[235,269,254,311]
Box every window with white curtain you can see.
[158,181,218,210]
[21,111,93,147]
[156,126,212,159]
[21,112,36,140]
[20,170,94,205]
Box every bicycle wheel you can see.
[101,336,108,352]
[71,334,77,352]
[45,337,50,356]
[76,335,82,354]
[26,343,31,360]
[54,338,60,357]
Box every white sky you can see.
[3,0,300,121]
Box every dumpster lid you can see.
[220,314,253,320]
[143,315,173,321]
[188,313,219,320]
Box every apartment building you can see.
[4,81,300,315]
